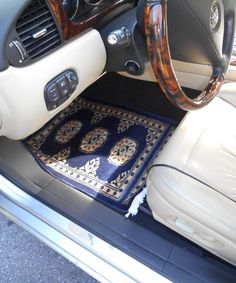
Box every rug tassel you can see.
[125,187,147,218]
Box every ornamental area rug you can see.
[25,97,176,212]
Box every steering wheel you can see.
[138,0,235,111]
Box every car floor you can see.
[82,73,190,122]
[0,73,236,282]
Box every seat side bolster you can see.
[147,166,236,265]
[148,166,236,233]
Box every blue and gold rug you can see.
[26,97,176,212]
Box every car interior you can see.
[1,0,236,282]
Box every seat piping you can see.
[149,164,235,203]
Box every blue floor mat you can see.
[25,97,176,212]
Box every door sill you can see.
[0,174,171,283]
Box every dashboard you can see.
[0,0,235,140]
[0,0,136,139]
[49,0,136,41]
[61,0,124,21]
[3,0,136,70]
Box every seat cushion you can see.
[147,83,236,265]
[154,88,236,201]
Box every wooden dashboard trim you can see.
[47,0,134,41]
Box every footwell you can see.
[25,97,176,212]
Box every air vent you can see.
[16,0,62,60]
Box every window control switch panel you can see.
[44,70,78,111]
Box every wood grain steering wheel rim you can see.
[144,0,227,111]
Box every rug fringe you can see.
[125,187,147,218]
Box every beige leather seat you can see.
[147,83,236,266]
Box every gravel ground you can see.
[0,213,98,283]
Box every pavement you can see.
[0,213,98,283]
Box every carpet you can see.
[25,97,176,212]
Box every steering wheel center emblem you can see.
[210,2,220,30]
